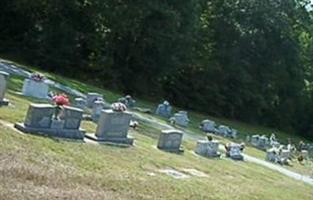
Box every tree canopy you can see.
[1,0,313,139]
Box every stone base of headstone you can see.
[14,123,85,140]
[0,99,9,106]
[230,154,244,160]
[158,146,185,153]
[85,133,134,145]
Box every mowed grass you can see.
[0,59,313,199]
[1,123,313,200]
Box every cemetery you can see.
[0,60,313,199]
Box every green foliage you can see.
[0,0,313,139]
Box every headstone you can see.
[86,93,103,108]
[118,95,136,108]
[74,98,87,109]
[63,106,83,129]
[195,140,221,157]
[85,109,134,145]
[0,71,9,106]
[226,143,244,160]
[258,135,270,150]
[91,100,105,122]
[280,149,291,160]
[15,104,85,139]
[216,125,231,137]
[266,148,280,162]
[155,101,172,118]
[250,135,260,146]
[22,78,49,99]
[157,130,184,153]
[170,111,189,127]
[266,148,290,165]
[24,104,55,128]
[246,135,250,142]
[229,129,238,138]
[200,120,216,133]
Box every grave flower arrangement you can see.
[111,102,127,112]
[52,93,70,119]
[30,73,45,82]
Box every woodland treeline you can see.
[1,0,313,139]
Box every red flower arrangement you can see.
[52,94,70,106]
[52,93,70,120]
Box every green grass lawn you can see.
[0,59,313,199]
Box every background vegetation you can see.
[1,0,313,139]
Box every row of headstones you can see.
[1,70,71,101]
[155,101,190,127]
[199,119,238,138]
[247,134,280,151]
[14,103,244,160]
[15,103,134,144]
[155,101,238,139]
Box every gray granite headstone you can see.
[216,125,231,137]
[118,95,136,108]
[87,92,103,108]
[258,135,270,150]
[63,106,83,129]
[91,100,104,122]
[266,148,279,162]
[15,103,85,139]
[280,149,291,160]
[170,111,189,127]
[22,79,49,99]
[250,135,260,146]
[96,110,132,138]
[85,110,134,145]
[226,143,244,160]
[155,101,172,118]
[74,98,87,109]
[0,71,9,105]
[157,130,184,152]
[200,120,216,133]
[24,104,55,128]
[195,140,220,157]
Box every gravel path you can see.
[132,112,313,186]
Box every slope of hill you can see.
[0,59,312,200]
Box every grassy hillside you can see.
[0,59,312,199]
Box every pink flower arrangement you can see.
[52,94,70,106]
[111,102,127,112]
